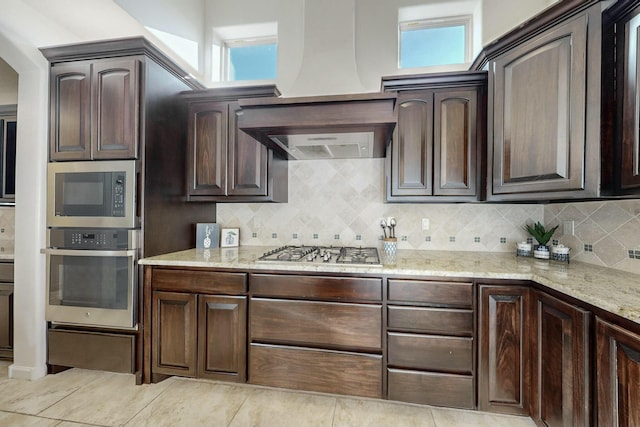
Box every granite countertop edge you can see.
[139,247,640,325]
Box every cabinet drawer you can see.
[152,268,247,294]
[250,344,382,398]
[388,306,473,336]
[388,368,474,409]
[0,262,13,283]
[388,332,473,373]
[388,279,472,307]
[251,298,382,351]
[250,274,382,301]
[48,329,134,373]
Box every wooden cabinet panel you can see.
[388,306,473,336]
[383,71,486,202]
[92,59,139,159]
[250,298,382,351]
[621,12,640,190]
[50,59,140,161]
[251,274,382,301]
[388,369,474,409]
[596,318,640,427]
[50,62,92,160]
[187,101,227,195]
[433,89,477,196]
[228,102,268,196]
[490,13,588,199]
[198,295,246,381]
[183,87,286,202]
[390,92,433,197]
[531,292,590,427]
[249,344,383,398]
[388,279,472,307]
[0,287,12,351]
[388,332,473,373]
[152,291,197,377]
[478,285,531,415]
[48,328,134,374]
[152,268,247,294]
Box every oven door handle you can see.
[44,248,137,257]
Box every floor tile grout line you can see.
[225,385,253,427]
[329,396,338,427]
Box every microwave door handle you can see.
[44,248,137,257]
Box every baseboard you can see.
[8,363,47,380]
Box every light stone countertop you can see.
[139,247,640,325]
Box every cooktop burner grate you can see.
[257,245,382,266]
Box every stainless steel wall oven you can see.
[45,228,138,329]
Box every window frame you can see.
[398,15,473,69]
[221,35,278,82]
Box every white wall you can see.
[0,59,18,105]
[481,0,558,46]
[115,0,205,72]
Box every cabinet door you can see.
[621,13,640,190]
[186,101,228,196]
[152,291,197,377]
[531,292,590,427]
[491,13,587,198]
[50,62,92,160]
[478,285,531,415]
[433,89,478,197]
[92,59,140,159]
[596,318,640,427]
[228,102,268,196]
[198,295,247,382]
[0,287,12,351]
[388,91,433,198]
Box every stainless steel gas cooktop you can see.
[257,245,382,267]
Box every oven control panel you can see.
[48,228,137,250]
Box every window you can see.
[399,16,472,69]
[224,37,277,81]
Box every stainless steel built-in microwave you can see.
[47,160,138,229]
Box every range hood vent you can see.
[238,93,397,160]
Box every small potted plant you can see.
[523,222,559,259]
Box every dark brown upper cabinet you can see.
[471,1,604,201]
[49,58,140,160]
[382,72,486,203]
[183,86,287,203]
[601,1,640,196]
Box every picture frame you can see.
[220,228,240,247]
[196,223,219,249]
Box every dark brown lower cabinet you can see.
[152,290,247,382]
[248,273,383,399]
[249,344,382,398]
[0,284,13,360]
[530,291,590,427]
[596,318,640,427]
[478,284,531,415]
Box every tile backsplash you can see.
[217,158,544,252]
[217,159,640,274]
[0,206,14,241]
[544,200,640,275]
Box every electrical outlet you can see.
[421,218,430,231]
[563,220,575,236]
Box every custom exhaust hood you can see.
[237,92,397,160]
[235,0,397,160]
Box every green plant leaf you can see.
[523,221,559,245]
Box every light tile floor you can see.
[0,361,536,427]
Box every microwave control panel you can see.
[48,228,136,250]
[111,174,126,217]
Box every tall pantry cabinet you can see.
[41,37,216,383]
